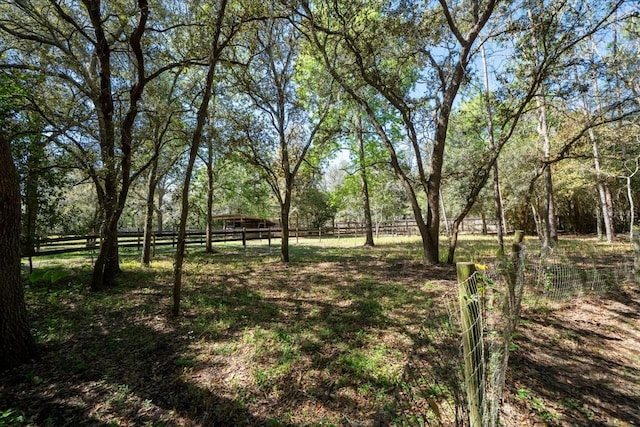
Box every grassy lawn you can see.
[1,235,638,426]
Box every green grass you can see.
[6,234,636,426]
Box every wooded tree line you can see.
[1,0,638,367]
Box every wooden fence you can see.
[25,229,272,258]
[24,217,497,258]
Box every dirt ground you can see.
[1,239,639,426]
[502,283,640,426]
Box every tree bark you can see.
[0,135,35,370]
[173,0,228,316]
[91,215,121,290]
[281,193,291,263]
[141,155,158,265]
[173,60,217,316]
[356,113,374,247]
[206,137,214,253]
[537,91,558,250]
[590,126,615,242]
[88,0,150,290]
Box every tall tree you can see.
[481,45,506,254]
[140,72,185,265]
[229,16,335,262]
[441,0,631,262]
[0,134,34,369]
[298,0,498,264]
[0,1,187,289]
[354,112,375,246]
[0,74,35,368]
[172,0,259,316]
[526,1,558,250]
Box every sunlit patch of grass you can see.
[333,344,404,390]
[236,326,302,392]
[13,234,634,425]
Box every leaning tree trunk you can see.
[580,71,615,243]
[173,21,226,315]
[528,6,557,250]
[0,135,35,369]
[623,166,638,240]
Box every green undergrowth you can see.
[8,235,634,426]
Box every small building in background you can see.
[212,214,277,230]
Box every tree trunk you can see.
[447,220,462,264]
[141,156,158,265]
[527,6,557,249]
[580,69,615,243]
[23,141,42,261]
[206,137,214,253]
[280,195,291,263]
[173,27,227,315]
[0,135,35,369]
[91,217,120,290]
[532,202,543,242]
[356,113,374,247]
[595,202,603,240]
[536,92,557,251]
[156,187,165,233]
[87,0,150,290]
[543,163,557,246]
[440,190,451,236]
[626,174,636,240]
[540,122,557,247]
[481,45,506,254]
[173,0,228,316]
[481,211,487,235]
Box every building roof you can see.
[211,214,277,228]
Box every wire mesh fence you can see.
[524,246,632,308]
[393,241,635,426]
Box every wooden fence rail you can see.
[23,228,276,258]
[23,227,333,258]
[23,219,494,259]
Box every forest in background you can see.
[2,1,639,265]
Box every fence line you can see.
[25,218,509,259]
[22,227,303,258]
[393,235,632,426]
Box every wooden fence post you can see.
[513,230,524,245]
[268,227,272,247]
[457,262,484,427]
[242,227,246,247]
